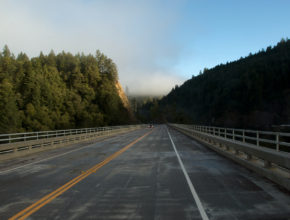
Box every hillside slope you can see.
[147,39,290,129]
[115,82,130,110]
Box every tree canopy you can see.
[0,47,133,133]
[139,39,290,130]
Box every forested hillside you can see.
[0,46,133,133]
[140,39,290,129]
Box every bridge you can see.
[0,124,290,219]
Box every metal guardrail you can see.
[0,125,146,160]
[175,124,290,152]
[169,123,290,191]
[0,126,137,144]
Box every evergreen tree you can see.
[138,39,290,130]
[0,46,133,133]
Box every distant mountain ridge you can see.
[155,39,290,129]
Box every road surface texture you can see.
[0,125,290,220]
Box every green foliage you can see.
[0,46,132,133]
[0,79,22,133]
[140,39,290,129]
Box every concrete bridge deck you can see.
[0,125,290,220]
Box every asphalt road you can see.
[0,125,290,220]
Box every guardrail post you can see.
[276,133,279,151]
[232,130,235,140]
[225,129,227,139]
[9,135,11,143]
[257,132,259,147]
[242,130,245,143]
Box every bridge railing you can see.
[0,126,138,144]
[0,125,146,161]
[169,123,290,191]
[178,124,290,152]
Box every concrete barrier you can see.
[169,124,290,191]
[0,125,145,161]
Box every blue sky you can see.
[0,0,290,95]
[173,0,290,78]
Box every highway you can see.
[0,125,290,220]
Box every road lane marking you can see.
[9,130,153,220]
[167,128,209,220]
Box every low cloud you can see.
[124,71,184,96]
[0,0,189,95]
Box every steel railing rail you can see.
[169,123,290,191]
[172,124,290,152]
[0,125,139,144]
[0,124,147,161]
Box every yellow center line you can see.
[9,130,153,220]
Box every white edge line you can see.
[167,127,209,220]
[0,131,136,175]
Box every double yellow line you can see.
[9,130,153,220]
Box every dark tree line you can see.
[139,39,290,130]
[0,46,133,133]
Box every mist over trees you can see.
[139,39,290,130]
[0,46,133,133]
